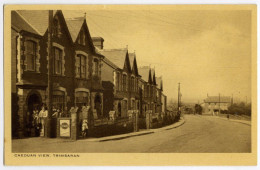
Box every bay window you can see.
[25,40,36,71]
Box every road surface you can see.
[12,115,251,153]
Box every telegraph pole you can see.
[46,10,53,138]
[218,93,220,115]
[178,83,181,116]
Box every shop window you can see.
[53,90,65,112]
[75,91,89,108]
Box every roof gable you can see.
[16,10,73,42]
[151,68,156,85]
[100,48,127,69]
[65,17,84,42]
[129,52,139,76]
[17,10,49,35]
[148,69,152,84]
[11,11,39,35]
[123,52,132,73]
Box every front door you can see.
[26,93,41,137]
[94,95,102,119]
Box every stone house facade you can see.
[11,10,104,138]
[100,47,140,118]
[202,96,231,115]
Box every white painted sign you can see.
[60,119,70,137]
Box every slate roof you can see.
[65,17,84,42]
[11,11,39,35]
[103,57,119,69]
[128,52,135,70]
[16,10,56,36]
[204,96,231,103]
[138,66,150,82]
[99,48,127,69]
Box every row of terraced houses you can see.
[11,10,167,138]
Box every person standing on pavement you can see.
[82,120,89,138]
[39,104,48,136]
[33,107,40,136]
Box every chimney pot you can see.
[92,37,104,49]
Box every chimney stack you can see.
[92,37,104,49]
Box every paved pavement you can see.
[85,117,185,142]
[12,115,251,153]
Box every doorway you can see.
[94,94,102,119]
[118,102,122,117]
[26,93,41,137]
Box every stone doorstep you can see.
[80,117,186,142]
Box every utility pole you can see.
[178,83,181,116]
[231,93,233,105]
[46,10,53,138]
[218,93,220,115]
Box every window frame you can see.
[25,40,37,71]
[53,47,63,75]
[75,51,88,79]
[93,58,99,76]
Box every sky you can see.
[63,9,252,103]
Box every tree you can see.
[194,104,202,114]
[228,102,251,116]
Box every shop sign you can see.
[60,119,70,137]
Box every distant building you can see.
[201,95,231,115]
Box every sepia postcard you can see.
[4,4,257,166]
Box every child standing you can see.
[82,120,88,138]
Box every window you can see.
[81,55,86,78]
[116,72,120,90]
[123,74,127,91]
[53,47,62,75]
[77,30,86,45]
[93,58,99,76]
[53,19,59,36]
[76,54,87,78]
[53,17,61,37]
[25,40,36,71]
[53,90,65,112]
[75,91,89,108]
[82,31,85,46]
[136,79,138,92]
[131,77,134,92]
[75,56,80,78]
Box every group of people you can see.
[26,103,90,138]
[52,107,66,118]
[26,105,48,137]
